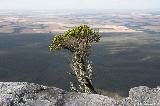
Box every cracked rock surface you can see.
[0,82,160,106]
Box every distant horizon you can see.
[0,0,159,10]
[0,8,160,11]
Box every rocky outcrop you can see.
[0,82,160,106]
[119,86,160,105]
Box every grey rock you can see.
[0,82,65,106]
[0,82,160,106]
[119,86,160,106]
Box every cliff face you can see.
[0,82,160,106]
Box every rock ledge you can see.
[0,82,160,106]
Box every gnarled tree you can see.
[49,25,101,94]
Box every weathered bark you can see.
[71,51,97,94]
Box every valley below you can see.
[0,32,160,97]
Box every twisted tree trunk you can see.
[71,51,97,94]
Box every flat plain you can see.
[0,32,160,96]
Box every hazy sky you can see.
[0,0,159,10]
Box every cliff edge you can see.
[0,82,160,106]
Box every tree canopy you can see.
[49,25,100,52]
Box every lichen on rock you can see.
[0,82,160,106]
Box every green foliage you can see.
[49,25,101,52]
